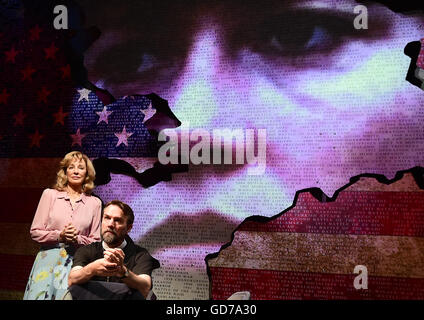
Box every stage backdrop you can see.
[0,0,423,299]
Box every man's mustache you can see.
[102,229,117,236]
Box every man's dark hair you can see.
[104,200,135,226]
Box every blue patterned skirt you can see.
[23,244,75,300]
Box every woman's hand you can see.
[59,223,78,244]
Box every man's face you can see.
[101,205,132,246]
[82,0,424,201]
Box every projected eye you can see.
[267,25,333,53]
[240,10,373,57]
[93,37,189,85]
[137,53,158,73]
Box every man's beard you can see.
[102,230,123,246]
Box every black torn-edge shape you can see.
[93,158,188,189]
[356,1,424,13]
[204,166,424,299]
[404,41,424,90]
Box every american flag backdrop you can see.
[207,170,424,299]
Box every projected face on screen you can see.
[75,0,424,298]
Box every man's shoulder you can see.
[76,241,102,254]
[129,240,160,268]
[73,242,103,268]
[133,243,149,253]
[126,237,148,253]
[126,238,152,258]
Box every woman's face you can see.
[66,158,87,188]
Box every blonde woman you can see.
[23,151,102,300]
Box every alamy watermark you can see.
[353,265,368,290]
[354,5,368,30]
[158,123,267,175]
[53,5,68,30]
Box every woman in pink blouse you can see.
[23,151,102,300]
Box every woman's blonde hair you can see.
[54,151,96,194]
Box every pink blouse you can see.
[30,188,102,246]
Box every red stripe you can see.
[238,192,424,237]
[210,267,424,300]
[0,254,35,291]
[0,188,43,223]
